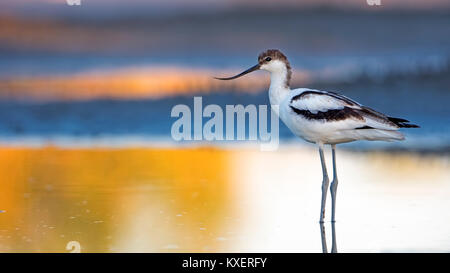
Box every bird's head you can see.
[214,49,291,87]
[258,49,291,74]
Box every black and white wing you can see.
[289,89,419,130]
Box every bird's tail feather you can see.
[388,117,420,128]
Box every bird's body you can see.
[259,49,416,146]
[215,49,419,229]
[278,88,408,145]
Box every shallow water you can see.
[0,146,448,252]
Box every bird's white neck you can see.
[268,68,291,113]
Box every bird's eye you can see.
[265,57,271,62]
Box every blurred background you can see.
[0,0,449,253]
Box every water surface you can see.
[0,146,448,252]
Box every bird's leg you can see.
[331,221,338,253]
[319,222,328,253]
[330,144,338,223]
[318,143,329,223]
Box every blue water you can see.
[1,9,450,76]
[0,75,448,150]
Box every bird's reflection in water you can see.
[320,222,338,253]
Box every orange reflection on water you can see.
[0,146,449,252]
[0,67,310,101]
[0,147,234,252]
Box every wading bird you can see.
[215,49,419,223]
